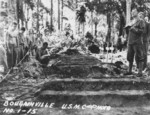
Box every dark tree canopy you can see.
[24,0,35,10]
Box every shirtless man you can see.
[6,22,18,68]
[36,42,50,65]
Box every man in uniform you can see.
[143,15,150,70]
[18,27,26,63]
[125,8,146,77]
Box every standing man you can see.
[143,15,150,70]
[6,22,19,68]
[125,8,146,77]
[18,27,26,63]
[43,29,50,43]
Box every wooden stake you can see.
[111,42,114,63]
[106,42,109,63]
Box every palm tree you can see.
[16,0,25,28]
[24,0,34,10]
[93,17,99,38]
[23,0,35,29]
[76,5,86,36]
[63,0,79,34]
[24,3,28,29]
[36,0,40,34]
[85,0,94,35]
[106,12,111,43]
[61,0,64,31]
[58,0,61,31]
[50,0,53,33]
[126,0,132,24]
[91,11,94,35]
[75,0,78,34]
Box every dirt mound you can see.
[62,49,81,55]
[21,58,43,78]
[43,49,127,78]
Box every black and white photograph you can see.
[1,0,150,115]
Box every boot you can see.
[137,62,143,77]
[129,62,133,73]
[124,62,133,75]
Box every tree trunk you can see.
[119,13,125,36]
[106,12,111,43]
[36,0,40,34]
[58,0,60,31]
[95,23,97,38]
[78,22,80,35]
[16,0,20,29]
[91,11,93,36]
[75,0,78,34]
[83,23,85,37]
[25,4,27,29]
[50,0,53,33]
[21,0,24,27]
[61,0,63,31]
[126,0,132,25]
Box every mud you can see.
[40,79,150,91]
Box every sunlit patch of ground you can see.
[35,106,150,115]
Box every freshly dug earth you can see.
[45,49,127,78]
[40,79,150,91]
[33,107,150,115]
[36,78,150,107]
[1,49,150,115]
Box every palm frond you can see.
[76,6,86,23]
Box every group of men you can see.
[0,8,150,77]
[3,22,28,70]
[0,22,75,73]
[125,8,150,77]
